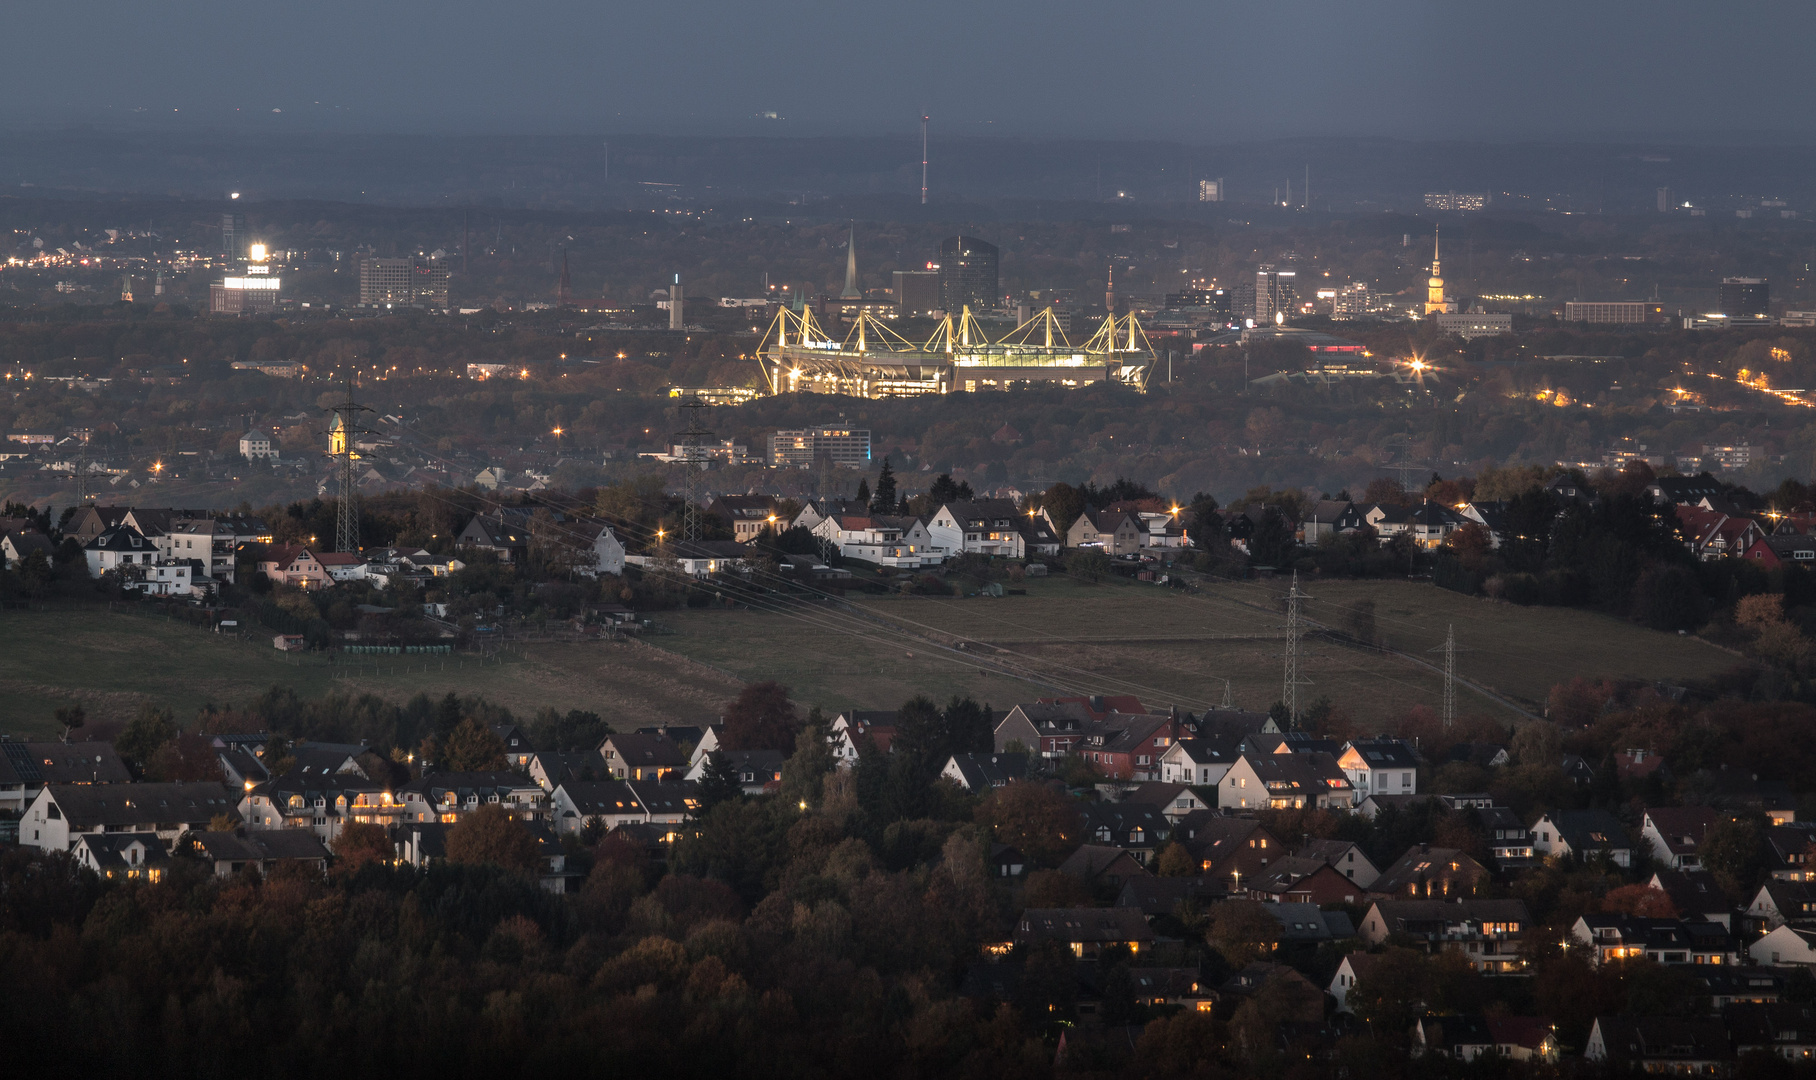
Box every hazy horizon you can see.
[7,1,1814,141]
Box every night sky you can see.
[6,0,1813,140]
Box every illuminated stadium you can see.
[756,306,1155,398]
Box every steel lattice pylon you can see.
[324,384,371,554]
[1282,571,1313,727]
[672,393,714,543]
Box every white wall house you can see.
[1337,740,1418,798]
[239,432,278,460]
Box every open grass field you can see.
[652,574,1744,725]
[0,605,741,739]
[0,577,1742,739]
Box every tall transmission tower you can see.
[672,393,714,543]
[74,432,92,504]
[324,383,371,554]
[1431,624,1459,728]
[920,115,929,205]
[1282,571,1312,727]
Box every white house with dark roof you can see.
[1337,739,1418,798]
[928,499,1027,558]
[1159,735,1241,787]
[1531,809,1633,867]
[21,782,240,852]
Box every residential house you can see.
[457,512,530,562]
[1244,857,1367,906]
[491,723,535,769]
[1296,838,1381,888]
[1217,963,1325,1022]
[243,775,405,841]
[1329,953,1379,1014]
[1371,845,1491,898]
[989,844,1027,879]
[1175,814,1282,893]
[1655,869,1735,929]
[549,780,657,834]
[192,829,332,878]
[64,504,131,543]
[20,782,240,853]
[567,519,626,577]
[1218,751,1355,811]
[1751,925,1816,967]
[1560,753,1597,785]
[1076,802,1170,864]
[1159,734,1242,787]
[1585,1017,1734,1074]
[1676,504,1765,561]
[1117,780,1209,822]
[1359,898,1531,973]
[623,539,751,578]
[527,750,606,792]
[255,544,331,588]
[1115,875,1221,919]
[1057,844,1150,892]
[940,752,1028,791]
[599,733,688,781]
[1262,902,1356,943]
[1725,1002,1816,1063]
[1065,509,1143,555]
[1743,533,1816,569]
[1767,823,1816,880]
[1700,967,1787,1007]
[1,529,53,570]
[1447,742,1510,768]
[1013,907,1154,958]
[0,740,132,814]
[1337,738,1419,798]
[1643,806,1720,870]
[1478,805,1537,868]
[829,710,898,767]
[927,499,1028,558]
[83,524,158,578]
[1300,500,1365,545]
[1415,1016,1559,1064]
[1073,713,1186,782]
[708,495,792,544]
[1750,881,1816,931]
[1193,707,1280,739]
[72,833,170,881]
[812,512,945,567]
[683,748,785,795]
[1458,501,1513,548]
[397,771,547,825]
[1531,808,1633,866]
[1614,747,1671,785]
[1649,474,1727,506]
[1570,913,1739,966]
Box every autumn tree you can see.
[115,703,179,773]
[445,804,538,873]
[146,731,226,783]
[1602,883,1680,918]
[973,781,1076,867]
[1207,901,1280,966]
[332,821,394,874]
[720,681,797,752]
[442,716,507,772]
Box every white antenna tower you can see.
[920,115,929,205]
[1283,571,1313,727]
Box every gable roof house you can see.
[1296,838,1382,888]
[1360,898,1531,973]
[457,511,530,563]
[1066,509,1143,555]
[21,782,240,853]
[1724,1002,1816,1062]
[1218,751,1355,811]
[1073,713,1185,782]
[1244,857,1367,906]
[192,829,333,878]
[254,544,331,588]
[813,512,947,568]
[1175,813,1282,893]
[1300,500,1366,545]
[1749,880,1816,932]
[1750,925,1816,967]
[0,741,133,814]
[72,833,171,882]
[1372,845,1491,899]
[396,772,547,826]
[1767,823,1816,879]
[1585,1017,1734,1074]
[1654,869,1735,929]
[1337,738,1419,798]
[683,749,785,795]
[1076,802,1170,864]
[1531,808,1633,867]
[1571,913,1740,966]
[1159,735,1242,787]
[940,752,1029,791]
[599,733,689,781]
[1014,907,1154,958]
[84,524,158,578]
[549,780,655,834]
[830,710,899,767]
[927,499,1027,559]
[242,773,405,840]
[1642,806,1720,870]
[1,529,54,570]
[1117,780,1209,821]
[1057,844,1151,891]
[708,494,792,544]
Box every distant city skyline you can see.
[5,1,1816,140]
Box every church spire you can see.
[840,224,861,300]
[1431,225,1441,277]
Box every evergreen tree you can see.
[855,477,871,507]
[698,750,745,809]
[871,457,897,514]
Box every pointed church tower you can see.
[1424,227,1452,315]
[840,225,861,300]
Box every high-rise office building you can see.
[220,212,248,259]
[937,236,999,312]
[669,275,685,330]
[1718,277,1770,318]
[768,427,872,468]
[1254,265,1295,324]
[358,257,450,307]
[1657,187,1670,213]
[894,270,940,317]
[1198,178,1224,202]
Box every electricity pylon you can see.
[1283,571,1314,727]
[324,383,371,554]
[672,393,714,543]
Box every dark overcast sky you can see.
[6,0,1812,140]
